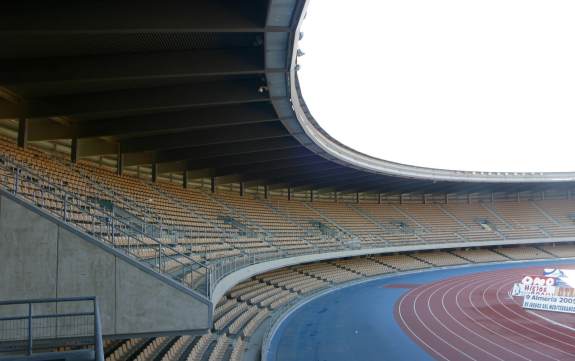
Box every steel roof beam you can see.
[236,163,345,183]
[0,2,269,34]
[148,138,302,166]
[352,177,442,194]
[121,122,290,153]
[213,157,333,178]
[207,155,325,176]
[2,78,268,119]
[185,148,314,171]
[27,103,278,141]
[278,169,363,191]
[1,48,265,88]
[296,173,378,192]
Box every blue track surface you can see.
[266,259,575,361]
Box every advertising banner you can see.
[512,283,556,297]
[522,294,575,314]
[520,275,557,287]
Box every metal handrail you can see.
[93,299,104,361]
[0,157,210,297]
[72,163,183,242]
[151,184,250,257]
[0,157,489,297]
[6,154,573,300]
[0,296,103,361]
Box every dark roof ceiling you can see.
[1,1,573,195]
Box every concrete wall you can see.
[0,193,211,337]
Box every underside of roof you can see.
[1,1,574,195]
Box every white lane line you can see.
[432,275,505,361]
[442,274,528,361]
[526,310,575,332]
[493,280,575,352]
[467,274,557,360]
[397,285,451,361]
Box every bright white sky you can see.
[297,0,575,172]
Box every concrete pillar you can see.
[310,190,314,202]
[356,192,360,204]
[151,162,158,182]
[70,137,79,163]
[116,148,123,176]
[264,185,268,199]
[17,118,28,148]
[287,187,291,201]
[239,182,244,196]
[210,177,216,193]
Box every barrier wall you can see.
[0,192,211,337]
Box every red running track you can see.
[395,266,575,361]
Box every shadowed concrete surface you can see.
[0,193,210,336]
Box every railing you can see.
[0,297,104,361]
[4,155,575,302]
[0,157,210,298]
[73,163,188,243]
[208,241,350,288]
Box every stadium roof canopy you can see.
[1,0,575,195]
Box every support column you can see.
[287,187,291,201]
[116,147,123,176]
[151,161,158,183]
[239,182,244,196]
[399,193,403,205]
[70,137,79,163]
[17,118,28,148]
[445,193,449,204]
[378,193,382,204]
[356,192,360,204]
[310,190,314,202]
[264,185,268,199]
[183,171,188,188]
[210,177,216,193]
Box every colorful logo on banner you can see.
[511,270,575,311]
[521,275,556,286]
[512,275,561,297]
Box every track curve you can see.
[396,266,575,361]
